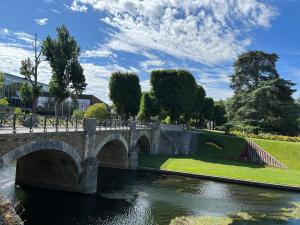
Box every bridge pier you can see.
[78,159,99,194]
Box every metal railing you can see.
[0,113,84,134]
[0,113,152,134]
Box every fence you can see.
[245,140,288,169]
[0,113,152,134]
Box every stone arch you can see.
[2,140,82,173]
[135,134,151,154]
[96,134,129,169]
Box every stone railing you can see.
[245,140,288,169]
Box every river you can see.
[0,164,300,225]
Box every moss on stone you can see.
[169,216,233,225]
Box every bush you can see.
[231,130,300,142]
[0,98,8,107]
[14,107,22,114]
[84,103,107,120]
[72,109,84,118]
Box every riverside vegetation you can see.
[139,130,300,187]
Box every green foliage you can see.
[192,85,206,123]
[202,97,215,121]
[0,72,4,97]
[137,92,158,121]
[230,51,279,93]
[150,69,197,122]
[232,131,300,142]
[20,35,43,114]
[72,109,84,118]
[109,72,141,118]
[14,107,22,114]
[214,100,227,126]
[20,83,33,103]
[228,51,299,136]
[0,98,8,107]
[84,103,107,120]
[42,25,87,115]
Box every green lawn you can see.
[139,131,300,187]
[251,138,300,170]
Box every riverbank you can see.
[139,155,300,189]
[138,167,300,192]
[0,193,23,225]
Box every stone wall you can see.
[157,130,200,156]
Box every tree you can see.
[229,50,299,135]
[150,69,197,123]
[84,103,107,120]
[19,34,43,114]
[0,72,7,108]
[202,97,215,121]
[42,25,87,116]
[0,72,4,97]
[109,72,141,119]
[214,100,227,126]
[137,92,158,121]
[230,51,279,93]
[192,85,206,125]
[20,82,33,103]
[235,78,299,135]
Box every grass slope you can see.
[139,130,300,187]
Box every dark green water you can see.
[1,165,300,225]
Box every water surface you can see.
[0,164,300,225]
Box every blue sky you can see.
[0,0,299,103]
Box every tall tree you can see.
[20,34,43,114]
[230,51,279,93]
[42,25,87,116]
[234,78,299,135]
[0,72,4,97]
[229,50,299,135]
[109,72,141,118]
[150,69,197,123]
[214,100,227,126]
[137,92,158,121]
[192,85,206,125]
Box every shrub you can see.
[14,107,22,114]
[231,130,300,142]
[84,103,107,120]
[72,109,84,118]
[0,98,8,107]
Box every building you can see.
[0,73,106,115]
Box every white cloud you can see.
[34,18,49,26]
[72,0,278,65]
[140,59,165,70]
[82,48,114,58]
[70,0,88,12]
[51,9,61,14]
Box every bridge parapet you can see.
[0,117,154,194]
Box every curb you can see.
[138,167,300,192]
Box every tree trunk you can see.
[32,96,38,115]
[55,100,62,117]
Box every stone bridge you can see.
[0,119,160,194]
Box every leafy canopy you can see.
[137,92,158,121]
[150,69,197,122]
[109,72,141,118]
[42,25,87,102]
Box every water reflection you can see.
[0,164,300,225]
